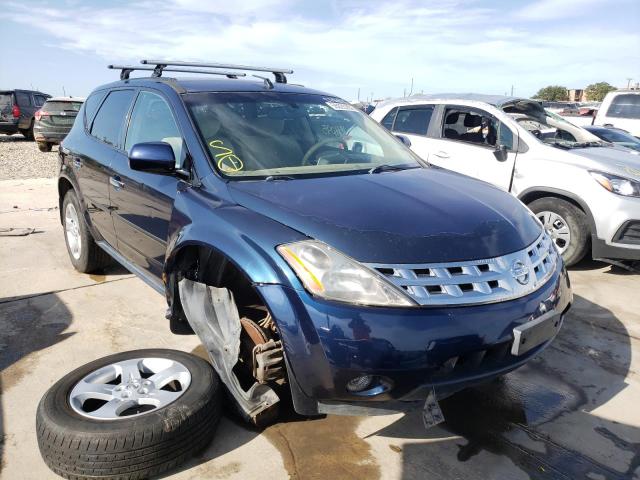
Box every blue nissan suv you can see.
[56,61,571,424]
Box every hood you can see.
[569,146,640,180]
[228,168,541,263]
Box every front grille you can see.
[614,221,640,245]
[367,231,558,306]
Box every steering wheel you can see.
[301,137,348,166]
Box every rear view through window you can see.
[43,101,83,112]
[607,94,640,119]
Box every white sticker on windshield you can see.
[325,101,358,112]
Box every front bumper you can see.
[592,192,640,260]
[258,262,571,415]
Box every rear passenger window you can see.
[380,108,397,130]
[90,90,135,147]
[393,107,433,136]
[15,92,31,106]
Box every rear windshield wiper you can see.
[368,164,415,174]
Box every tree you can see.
[534,85,569,101]
[585,82,616,102]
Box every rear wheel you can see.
[37,141,52,152]
[528,197,590,266]
[62,189,111,273]
[20,120,34,140]
[37,349,221,480]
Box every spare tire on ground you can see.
[36,349,221,480]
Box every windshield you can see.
[184,92,422,178]
[503,100,602,149]
[592,128,640,144]
[43,101,83,112]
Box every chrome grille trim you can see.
[367,231,558,306]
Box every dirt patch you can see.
[89,274,107,283]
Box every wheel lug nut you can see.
[139,388,148,394]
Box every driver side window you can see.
[125,91,185,168]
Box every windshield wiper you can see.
[368,164,414,174]
[265,175,295,181]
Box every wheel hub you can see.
[537,210,571,255]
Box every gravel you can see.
[0,135,59,180]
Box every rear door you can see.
[110,89,184,279]
[427,105,517,190]
[14,91,33,129]
[380,105,435,160]
[75,89,136,248]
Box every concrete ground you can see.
[1,178,639,480]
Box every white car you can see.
[594,90,640,137]
[371,94,640,266]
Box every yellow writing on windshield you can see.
[209,139,244,173]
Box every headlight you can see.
[277,240,416,307]
[590,171,640,197]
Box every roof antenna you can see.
[253,75,274,89]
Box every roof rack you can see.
[141,59,293,84]
[108,64,247,81]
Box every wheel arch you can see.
[57,176,75,224]
[518,187,596,234]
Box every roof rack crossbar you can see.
[108,65,246,80]
[141,59,293,83]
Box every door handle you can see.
[433,151,449,159]
[109,176,124,190]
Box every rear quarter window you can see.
[380,107,397,130]
[0,93,13,107]
[84,91,107,128]
[90,90,135,148]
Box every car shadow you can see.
[0,134,30,143]
[571,257,639,275]
[0,293,74,472]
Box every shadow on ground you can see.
[0,293,74,472]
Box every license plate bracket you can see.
[511,310,562,356]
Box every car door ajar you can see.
[428,106,517,190]
[110,90,185,280]
[74,89,136,248]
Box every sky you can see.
[0,0,638,101]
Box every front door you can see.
[109,90,185,280]
[428,106,517,190]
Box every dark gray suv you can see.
[0,89,51,140]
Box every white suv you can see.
[371,94,640,266]
[594,90,640,138]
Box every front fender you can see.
[164,184,307,288]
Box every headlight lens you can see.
[590,171,640,197]
[277,240,416,307]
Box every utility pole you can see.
[627,78,633,89]
[409,77,414,96]
[62,85,66,96]
[510,85,514,96]
[357,88,360,101]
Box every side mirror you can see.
[493,144,509,162]
[395,134,411,147]
[129,142,175,174]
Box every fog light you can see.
[346,375,374,393]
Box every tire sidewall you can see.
[62,190,91,272]
[529,198,589,266]
[38,349,217,436]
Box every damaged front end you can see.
[178,279,284,424]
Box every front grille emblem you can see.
[511,260,530,285]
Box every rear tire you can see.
[37,349,221,480]
[37,141,52,152]
[62,189,112,273]
[21,120,35,140]
[528,197,590,267]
